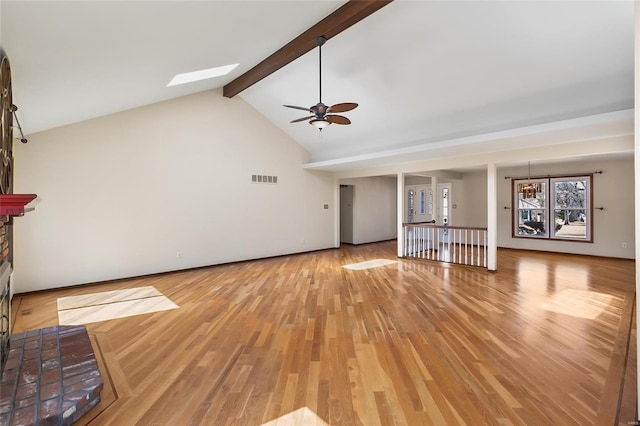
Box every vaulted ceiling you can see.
[1,1,635,171]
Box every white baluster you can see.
[471,230,474,266]
[464,230,468,265]
[476,230,480,266]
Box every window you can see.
[442,187,449,225]
[512,174,592,242]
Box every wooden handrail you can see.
[403,223,487,232]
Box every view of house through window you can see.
[513,174,592,242]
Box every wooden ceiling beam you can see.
[223,0,393,98]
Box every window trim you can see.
[511,173,593,243]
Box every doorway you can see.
[340,185,354,244]
[437,183,452,225]
[407,186,432,223]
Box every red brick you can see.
[62,360,98,378]
[38,397,61,422]
[40,348,58,360]
[42,336,58,350]
[41,358,60,371]
[3,354,21,370]
[40,381,62,400]
[72,395,100,422]
[18,359,39,384]
[23,338,40,350]
[22,348,39,360]
[1,366,17,384]
[61,369,99,387]
[41,326,58,336]
[40,368,60,385]
[15,383,37,400]
[8,336,24,347]
[11,405,36,425]
[0,395,13,414]
[15,395,36,409]
[1,325,103,425]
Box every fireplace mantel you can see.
[0,194,37,216]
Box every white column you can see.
[397,173,405,257]
[334,177,340,248]
[634,0,640,417]
[487,163,498,271]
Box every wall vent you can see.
[252,174,278,184]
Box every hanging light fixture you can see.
[518,161,540,199]
[310,118,331,130]
[284,37,358,131]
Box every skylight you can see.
[167,63,239,87]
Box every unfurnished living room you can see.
[0,1,638,425]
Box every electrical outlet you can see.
[621,242,628,249]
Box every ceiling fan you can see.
[284,36,358,131]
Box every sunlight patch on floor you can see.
[540,289,613,319]
[342,258,397,270]
[260,407,329,426]
[57,286,178,325]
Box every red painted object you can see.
[0,194,37,216]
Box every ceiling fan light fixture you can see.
[310,118,331,130]
[284,37,357,131]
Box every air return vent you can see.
[251,174,278,184]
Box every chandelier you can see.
[517,162,540,199]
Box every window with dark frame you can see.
[512,174,592,242]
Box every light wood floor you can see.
[10,242,637,425]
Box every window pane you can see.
[554,180,586,209]
[517,210,546,236]
[517,182,546,208]
[554,209,587,238]
[442,188,449,224]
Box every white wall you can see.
[340,176,396,244]
[458,170,488,227]
[498,157,634,259]
[405,176,429,186]
[427,158,634,259]
[13,89,336,292]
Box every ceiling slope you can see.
[223,0,393,98]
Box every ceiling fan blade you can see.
[328,102,358,113]
[290,116,314,123]
[327,114,351,125]
[283,105,312,112]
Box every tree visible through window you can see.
[512,174,592,242]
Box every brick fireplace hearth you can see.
[0,325,103,425]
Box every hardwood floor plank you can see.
[9,243,636,425]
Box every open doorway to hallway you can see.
[340,184,355,244]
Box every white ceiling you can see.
[1,1,635,171]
